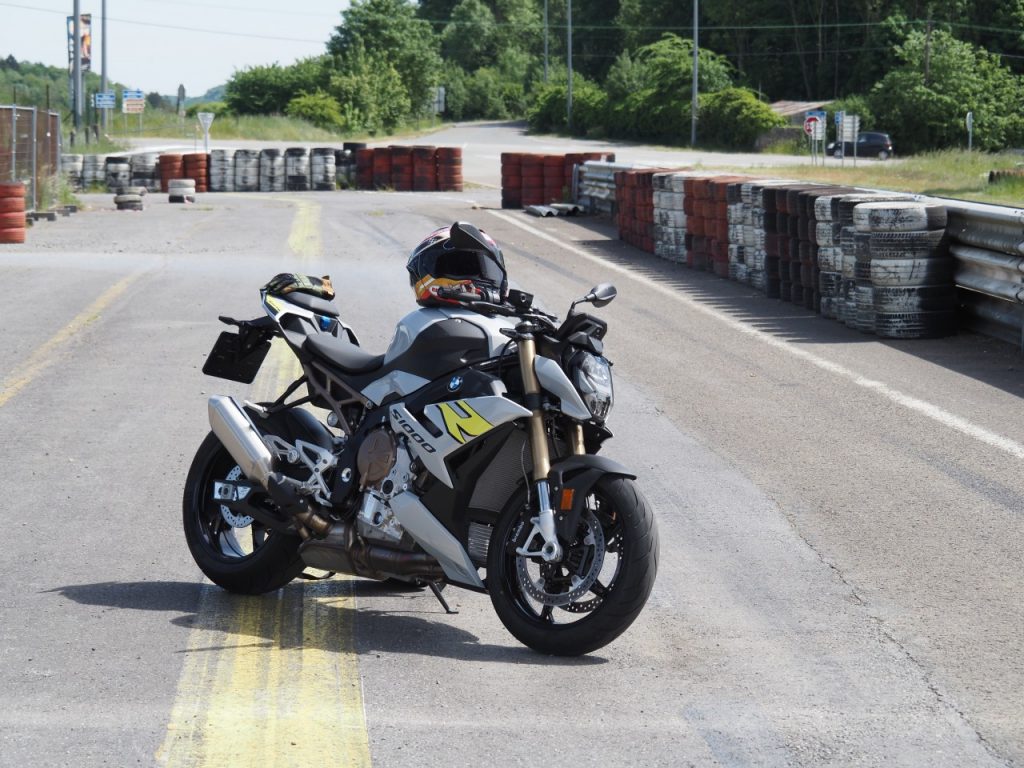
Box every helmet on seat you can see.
[407,221,508,307]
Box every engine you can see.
[355,428,413,545]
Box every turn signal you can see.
[559,488,575,510]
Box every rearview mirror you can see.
[571,283,617,313]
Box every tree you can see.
[328,0,442,115]
[441,0,499,71]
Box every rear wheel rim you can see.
[193,446,275,563]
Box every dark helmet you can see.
[407,221,508,307]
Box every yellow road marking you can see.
[159,198,371,767]
[0,272,141,408]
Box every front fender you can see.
[547,454,636,540]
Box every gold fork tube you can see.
[517,336,550,479]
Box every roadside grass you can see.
[729,150,1024,206]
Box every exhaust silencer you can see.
[208,395,274,488]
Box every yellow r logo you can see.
[438,400,493,444]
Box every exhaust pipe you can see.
[208,395,274,487]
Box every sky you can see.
[0,0,351,97]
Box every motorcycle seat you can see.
[303,334,385,374]
[281,291,340,317]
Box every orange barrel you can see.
[412,146,438,191]
[436,147,463,192]
[159,153,184,192]
[520,154,545,206]
[183,153,208,193]
[355,148,375,189]
[389,146,413,191]
[500,152,523,208]
[372,147,392,189]
[0,182,26,244]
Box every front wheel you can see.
[183,431,305,594]
[487,476,658,656]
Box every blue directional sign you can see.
[93,91,116,109]
[122,89,145,101]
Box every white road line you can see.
[488,210,1024,461]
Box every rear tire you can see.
[487,476,658,656]
[183,431,304,594]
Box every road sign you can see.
[92,91,115,109]
[122,100,145,114]
[197,112,215,152]
[803,115,820,135]
[835,110,845,126]
[122,89,144,101]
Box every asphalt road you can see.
[1,153,1021,767]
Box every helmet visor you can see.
[433,248,505,288]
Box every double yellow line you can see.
[158,199,372,767]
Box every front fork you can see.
[516,332,566,563]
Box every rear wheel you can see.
[487,476,658,656]
[183,431,304,594]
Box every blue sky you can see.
[0,0,350,97]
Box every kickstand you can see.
[428,581,457,614]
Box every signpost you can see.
[121,89,146,134]
[966,111,974,151]
[804,111,826,164]
[835,113,861,165]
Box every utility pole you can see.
[691,0,699,146]
[101,0,107,131]
[73,0,82,135]
[567,0,573,132]
[543,0,548,83]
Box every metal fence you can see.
[0,105,63,212]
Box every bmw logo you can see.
[448,376,463,392]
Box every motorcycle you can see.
[183,222,658,655]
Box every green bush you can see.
[285,91,344,131]
[699,88,786,150]
[185,101,230,119]
[527,76,605,135]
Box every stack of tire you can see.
[355,148,374,189]
[160,154,184,193]
[543,155,567,204]
[501,153,523,209]
[114,186,145,211]
[259,149,285,192]
[372,148,392,190]
[130,152,161,192]
[835,194,907,328]
[62,154,84,190]
[311,148,336,191]
[792,185,853,312]
[336,143,364,189]
[521,155,545,207]
[413,146,437,192]
[83,155,106,189]
[0,182,26,244]
[284,148,310,191]
[653,172,687,263]
[853,200,954,338]
[615,169,656,254]
[183,153,208,193]
[812,190,868,319]
[437,147,462,192]
[104,156,131,192]
[234,150,259,192]
[209,150,235,193]
[168,178,196,203]
[683,177,712,270]
[390,146,413,191]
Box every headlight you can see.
[573,352,614,421]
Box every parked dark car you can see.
[827,131,895,160]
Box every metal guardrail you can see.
[945,200,1024,348]
[0,105,63,212]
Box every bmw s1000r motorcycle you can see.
[183,222,658,655]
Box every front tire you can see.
[183,431,304,594]
[487,476,658,656]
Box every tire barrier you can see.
[503,152,613,210]
[355,148,374,190]
[234,150,259,192]
[104,156,131,193]
[577,161,963,340]
[0,182,27,244]
[284,147,310,192]
[130,152,161,193]
[209,149,235,193]
[62,154,84,190]
[168,178,196,204]
[259,149,284,193]
[372,148,392,190]
[311,148,336,191]
[183,153,208,194]
[159,153,184,193]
